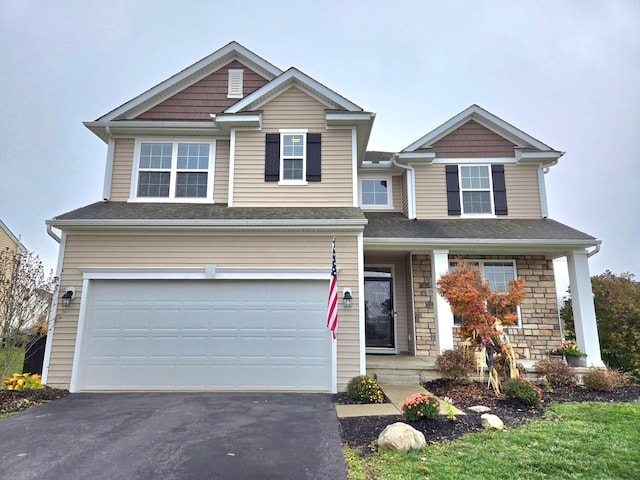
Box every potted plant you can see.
[547,340,587,366]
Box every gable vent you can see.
[228,69,244,98]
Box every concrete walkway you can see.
[335,384,465,418]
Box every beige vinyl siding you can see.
[414,163,543,218]
[232,87,354,207]
[0,229,18,251]
[365,254,410,353]
[392,175,403,212]
[504,163,542,218]
[414,164,448,218]
[109,138,135,201]
[214,140,230,204]
[47,232,361,389]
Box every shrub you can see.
[607,369,631,388]
[535,359,578,387]
[401,392,441,422]
[3,372,44,391]
[345,375,384,403]
[582,368,612,392]
[503,378,542,407]
[435,347,475,381]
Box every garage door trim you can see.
[69,267,336,393]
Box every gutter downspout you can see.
[587,244,600,258]
[46,223,61,244]
[392,154,416,219]
[102,126,115,201]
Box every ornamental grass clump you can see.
[346,375,384,403]
[401,392,440,422]
[3,373,44,391]
[503,377,542,407]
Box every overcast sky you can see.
[1,0,638,292]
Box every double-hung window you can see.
[450,260,521,327]
[459,165,493,214]
[135,140,214,201]
[281,133,305,181]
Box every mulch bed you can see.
[0,386,69,415]
[338,379,640,452]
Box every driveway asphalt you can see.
[0,392,347,480]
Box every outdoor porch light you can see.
[342,288,353,308]
[61,287,75,307]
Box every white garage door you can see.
[76,279,331,391]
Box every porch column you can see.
[432,250,454,354]
[566,249,605,367]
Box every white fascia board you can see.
[84,121,223,142]
[98,42,282,122]
[364,237,600,247]
[46,218,368,230]
[326,112,374,124]
[516,150,564,166]
[211,113,261,128]
[396,151,436,161]
[402,104,553,152]
[225,68,362,113]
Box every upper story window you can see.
[360,177,393,209]
[460,165,493,214]
[445,164,508,216]
[133,140,215,202]
[264,131,321,184]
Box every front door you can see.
[364,270,395,351]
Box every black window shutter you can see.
[306,133,321,182]
[264,134,280,182]
[491,164,508,216]
[445,165,461,215]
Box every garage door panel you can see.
[78,279,331,391]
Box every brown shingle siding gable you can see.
[434,120,516,158]
[136,60,269,120]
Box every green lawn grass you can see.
[345,402,640,480]
[0,347,25,380]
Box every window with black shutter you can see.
[264,132,321,183]
[445,164,508,216]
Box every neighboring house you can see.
[0,219,26,253]
[43,42,604,393]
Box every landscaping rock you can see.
[378,422,427,452]
[468,405,491,413]
[481,413,504,430]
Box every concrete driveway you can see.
[0,392,347,480]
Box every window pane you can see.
[461,166,490,189]
[176,172,207,197]
[140,143,172,169]
[283,135,304,157]
[177,143,209,170]
[137,172,170,197]
[462,191,491,213]
[484,262,515,292]
[283,159,303,180]
[362,179,388,205]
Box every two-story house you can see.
[43,42,603,393]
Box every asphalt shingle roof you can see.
[52,202,366,221]
[364,212,596,241]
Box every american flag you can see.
[327,237,338,339]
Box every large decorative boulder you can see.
[378,422,427,452]
[481,413,504,430]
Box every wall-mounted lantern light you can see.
[342,288,353,308]
[61,287,75,307]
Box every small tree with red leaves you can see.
[437,261,525,394]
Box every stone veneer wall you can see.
[411,254,562,360]
[411,254,437,357]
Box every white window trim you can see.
[227,69,244,98]
[450,259,522,328]
[278,129,308,185]
[129,138,216,203]
[459,164,496,218]
[359,175,394,209]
